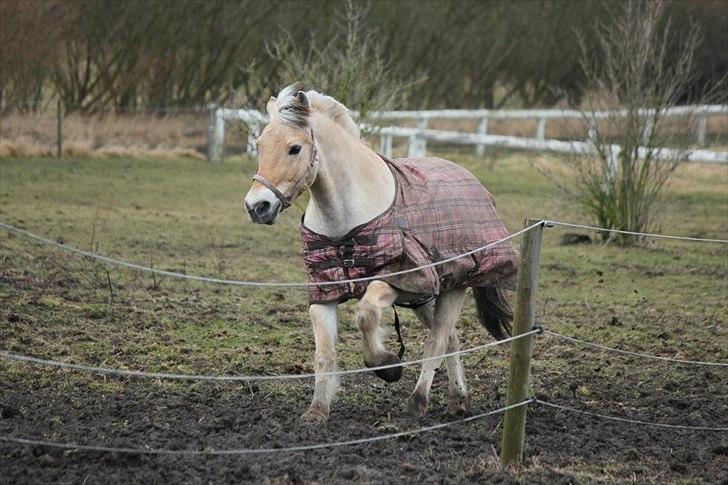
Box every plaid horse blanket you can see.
[300,156,518,304]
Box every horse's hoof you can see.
[406,392,428,417]
[300,401,329,424]
[366,353,402,383]
[448,394,469,416]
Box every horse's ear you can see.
[295,91,309,108]
[266,97,278,119]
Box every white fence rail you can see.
[207,104,728,164]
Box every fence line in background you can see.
[535,399,728,431]
[544,330,728,367]
[0,329,540,382]
[0,399,531,455]
[367,125,728,163]
[208,104,728,163]
[5,101,723,161]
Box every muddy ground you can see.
[2,332,727,484]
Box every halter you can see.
[252,130,318,211]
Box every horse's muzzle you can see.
[246,199,281,225]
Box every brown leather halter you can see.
[252,130,318,211]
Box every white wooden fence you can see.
[206,104,728,164]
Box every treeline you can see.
[1,0,725,113]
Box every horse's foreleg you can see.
[355,281,400,382]
[408,288,467,417]
[301,303,339,423]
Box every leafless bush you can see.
[261,0,422,119]
[553,1,710,244]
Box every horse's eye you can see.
[288,145,302,155]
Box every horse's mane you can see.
[272,83,360,137]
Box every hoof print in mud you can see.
[367,354,403,383]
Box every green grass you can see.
[1,151,726,363]
[1,151,726,367]
[1,151,726,481]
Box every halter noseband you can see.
[252,130,318,211]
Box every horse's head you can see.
[244,83,318,225]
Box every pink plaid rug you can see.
[300,156,518,304]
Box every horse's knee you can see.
[354,299,379,331]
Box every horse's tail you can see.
[472,286,513,340]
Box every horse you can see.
[244,83,518,423]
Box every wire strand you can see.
[535,399,728,431]
[543,330,728,367]
[0,221,539,288]
[545,220,728,244]
[0,329,539,381]
[0,399,531,455]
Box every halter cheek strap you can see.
[251,130,318,212]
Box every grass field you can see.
[1,151,726,483]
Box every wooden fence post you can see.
[696,113,707,147]
[642,117,654,146]
[408,118,428,157]
[535,117,546,141]
[56,99,64,158]
[207,103,225,163]
[586,118,597,143]
[608,145,621,183]
[500,219,544,467]
[475,117,489,156]
[246,120,260,156]
[379,133,393,158]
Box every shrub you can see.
[554,1,708,245]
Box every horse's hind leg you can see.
[445,328,468,414]
[408,288,467,417]
[413,300,469,415]
[355,281,400,382]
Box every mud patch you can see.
[2,353,727,484]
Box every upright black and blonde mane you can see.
[270,83,360,137]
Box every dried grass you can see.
[0,112,209,159]
[1,109,725,160]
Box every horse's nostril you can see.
[255,201,271,216]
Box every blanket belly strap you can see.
[394,294,436,309]
[310,257,373,271]
[305,234,377,251]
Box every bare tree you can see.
[555,1,706,245]
[261,0,422,118]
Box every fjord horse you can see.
[244,84,517,423]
